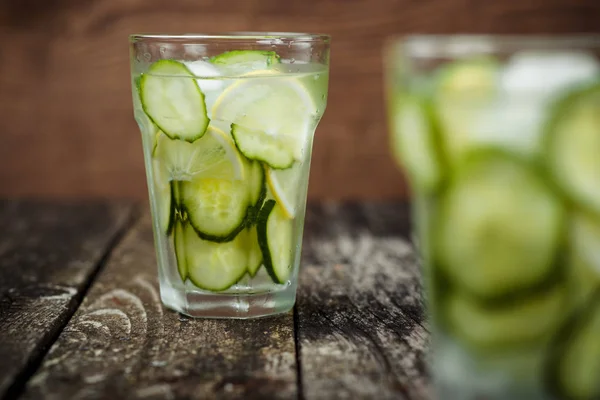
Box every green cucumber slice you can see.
[182,224,248,291]
[151,160,174,235]
[546,289,600,400]
[173,220,187,282]
[389,94,443,192]
[436,149,566,300]
[210,50,280,69]
[544,82,600,217]
[157,125,251,242]
[572,214,600,274]
[140,59,209,142]
[570,213,600,280]
[180,176,250,242]
[567,215,600,307]
[249,161,266,207]
[159,183,174,236]
[231,124,296,169]
[247,161,266,224]
[445,285,565,350]
[243,225,263,277]
[257,200,294,284]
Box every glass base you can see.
[432,336,550,400]
[160,284,297,319]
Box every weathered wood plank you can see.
[23,213,297,400]
[0,199,134,399]
[296,202,431,400]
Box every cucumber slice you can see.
[389,94,443,193]
[151,160,174,235]
[546,289,600,400]
[243,225,263,277]
[445,285,565,350]
[180,176,250,242]
[572,214,600,274]
[182,224,248,291]
[568,255,600,310]
[246,161,266,225]
[159,182,174,236]
[257,200,294,284]
[157,124,250,241]
[140,59,209,142]
[173,220,187,282]
[567,215,600,307]
[433,57,500,165]
[231,124,296,169]
[210,50,280,69]
[436,149,566,299]
[545,82,600,217]
[249,161,266,208]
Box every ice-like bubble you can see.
[471,98,546,157]
[184,44,208,58]
[501,51,600,98]
[184,60,225,116]
[184,60,223,92]
[256,38,284,46]
[470,51,600,156]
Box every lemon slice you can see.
[153,125,245,181]
[212,69,317,166]
[266,163,303,219]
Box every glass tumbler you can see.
[130,33,330,319]
[384,35,600,399]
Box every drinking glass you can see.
[384,35,600,399]
[130,33,330,318]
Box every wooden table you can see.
[0,199,430,400]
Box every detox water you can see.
[385,36,600,400]
[130,34,330,319]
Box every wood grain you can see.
[23,213,298,400]
[296,202,431,400]
[1,0,598,201]
[0,199,133,399]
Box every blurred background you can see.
[0,0,598,202]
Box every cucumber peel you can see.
[183,224,248,291]
[546,289,600,400]
[140,59,210,142]
[257,200,294,284]
[544,82,600,218]
[436,149,566,300]
[210,50,280,68]
[231,124,296,169]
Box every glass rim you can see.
[387,34,600,58]
[130,32,330,43]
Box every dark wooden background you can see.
[1,0,598,201]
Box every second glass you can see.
[385,35,600,400]
[130,33,330,318]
